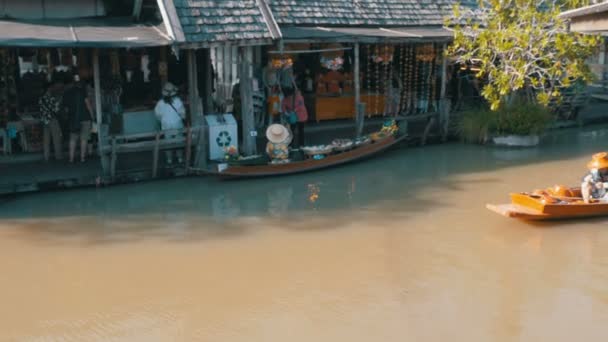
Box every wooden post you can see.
[132,0,143,20]
[93,49,109,176]
[202,49,213,114]
[239,46,256,156]
[354,42,363,138]
[186,49,200,172]
[439,43,450,142]
[159,46,168,84]
[152,132,160,178]
[110,137,117,179]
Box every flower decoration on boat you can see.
[380,119,399,135]
[271,56,293,69]
[321,56,344,71]
[224,145,240,161]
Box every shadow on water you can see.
[2,124,608,243]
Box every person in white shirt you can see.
[154,82,186,165]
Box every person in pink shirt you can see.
[281,87,308,147]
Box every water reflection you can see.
[2,124,608,222]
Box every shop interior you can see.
[0,47,190,158]
[262,42,443,124]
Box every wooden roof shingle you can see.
[269,0,472,27]
[173,0,277,43]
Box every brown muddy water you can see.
[2,126,608,341]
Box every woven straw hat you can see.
[587,152,608,170]
[266,124,292,144]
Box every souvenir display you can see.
[301,144,334,156]
[331,138,354,151]
[321,56,344,71]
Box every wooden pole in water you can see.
[93,48,109,176]
[354,42,363,138]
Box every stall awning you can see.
[0,17,172,47]
[280,26,453,42]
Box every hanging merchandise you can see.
[416,44,436,62]
[429,44,438,112]
[320,56,344,71]
[413,45,420,114]
[371,45,394,64]
[271,55,293,69]
[399,44,407,114]
[383,44,390,115]
[374,45,380,115]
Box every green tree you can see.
[447,0,601,110]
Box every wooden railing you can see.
[100,125,202,179]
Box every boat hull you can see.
[211,134,406,179]
[487,190,608,220]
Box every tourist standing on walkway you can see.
[154,82,186,165]
[38,82,63,161]
[64,75,93,163]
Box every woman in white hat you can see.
[265,124,292,162]
[154,82,186,164]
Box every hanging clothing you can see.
[281,91,308,123]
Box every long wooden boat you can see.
[206,133,407,179]
[487,187,608,220]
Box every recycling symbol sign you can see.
[216,131,232,147]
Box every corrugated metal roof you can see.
[0,18,171,47]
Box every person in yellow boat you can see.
[581,152,608,203]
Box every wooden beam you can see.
[132,0,144,20]
[239,46,256,156]
[354,42,363,138]
[439,43,450,142]
[186,49,199,171]
[93,49,109,176]
[202,49,213,114]
[570,13,608,32]
[152,132,160,178]
[159,46,168,84]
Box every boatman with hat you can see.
[582,152,608,203]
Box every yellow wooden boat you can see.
[487,186,608,220]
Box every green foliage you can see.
[458,101,553,144]
[457,107,495,144]
[494,101,553,135]
[447,0,601,110]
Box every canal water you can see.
[2,126,608,341]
